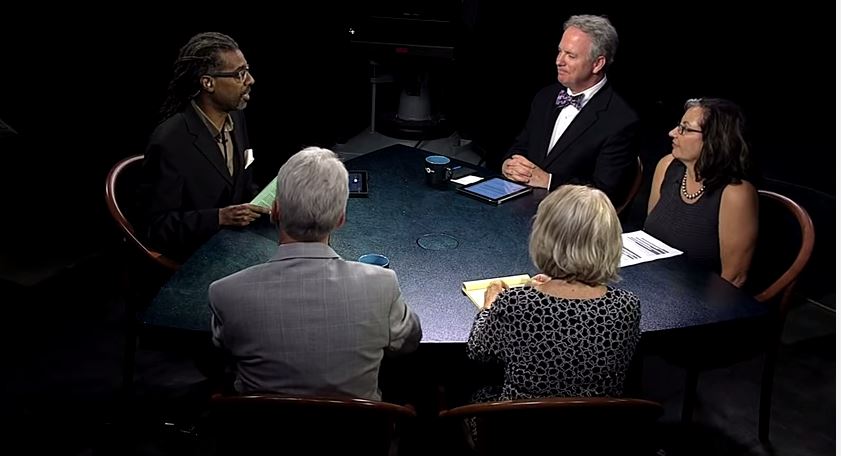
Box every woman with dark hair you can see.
[645,98,758,287]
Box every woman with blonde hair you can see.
[467,185,641,404]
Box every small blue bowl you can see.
[358,253,390,268]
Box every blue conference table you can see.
[144,144,768,343]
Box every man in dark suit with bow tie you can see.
[502,15,639,205]
[140,32,269,262]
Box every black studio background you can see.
[0,2,833,291]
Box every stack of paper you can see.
[620,230,682,267]
[461,274,531,309]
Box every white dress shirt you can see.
[545,77,608,189]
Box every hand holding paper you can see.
[462,274,530,309]
[483,280,508,309]
[219,203,269,227]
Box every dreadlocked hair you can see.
[159,32,240,122]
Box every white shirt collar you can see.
[568,76,607,108]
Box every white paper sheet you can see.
[620,230,683,267]
[452,175,483,185]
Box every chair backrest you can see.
[207,393,416,455]
[439,397,663,455]
[105,155,180,271]
[748,190,815,315]
[616,156,644,215]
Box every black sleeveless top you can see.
[644,159,724,273]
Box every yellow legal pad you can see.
[461,274,531,309]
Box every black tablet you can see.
[457,176,532,205]
[348,170,368,197]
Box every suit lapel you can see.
[230,112,246,184]
[541,87,564,155]
[184,106,234,186]
[543,84,613,170]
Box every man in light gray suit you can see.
[208,146,422,400]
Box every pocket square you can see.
[245,148,255,169]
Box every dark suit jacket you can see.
[506,82,640,204]
[140,106,256,262]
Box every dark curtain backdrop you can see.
[0,2,832,274]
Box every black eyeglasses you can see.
[676,124,702,135]
[207,67,251,83]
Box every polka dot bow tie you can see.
[555,91,584,110]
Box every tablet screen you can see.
[458,177,532,204]
[348,171,368,197]
[349,172,364,193]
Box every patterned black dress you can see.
[466,286,641,403]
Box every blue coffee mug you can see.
[358,253,390,268]
[425,155,453,188]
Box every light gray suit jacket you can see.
[208,242,422,400]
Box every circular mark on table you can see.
[417,233,459,250]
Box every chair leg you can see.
[624,348,644,396]
[121,303,138,400]
[681,367,699,425]
[758,347,779,442]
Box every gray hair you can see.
[563,15,619,69]
[276,147,348,241]
[529,185,622,286]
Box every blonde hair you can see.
[529,185,622,285]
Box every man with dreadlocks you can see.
[140,32,268,262]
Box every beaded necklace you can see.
[681,170,705,200]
